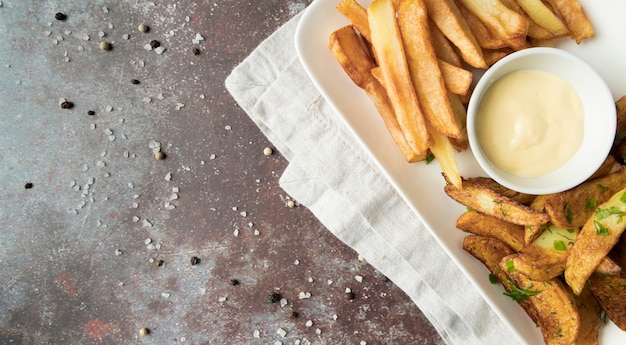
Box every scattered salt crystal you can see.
[105,105,113,112]
[360,341,367,345]
[315,329,321,335]
[294,259,300,265]
[132,216,140,222]
[298,291,311,299]
[209,154,216,160]
[143,43,153,51]
[327,279,333,285]
[305,320,313,327]
[280,298,288,307]
[276,328,287,337]
[127,182,134,189]
[169,193,178,200]
[308,277,314,283]
[165,172,172,181]
[142,219,153,227]
[142,97,152,103]
[333,314,338,321]
[253,229,260,236]
[239,211,247,217]
[161,292,171,298]
[114,249,123,256]
[233,229,239,237]
[345,288,352,293]
[192,33,205,44]
[144,238,152,245]
[156,93,165,100]
[146,244,156,250]
[155,46,166,54]
[98,31,106,38]
[253,330,260,338]
[175,102,185,110]
[355,275,363,283]
[172,187,179,193]
[122,34,129,40]
[218,296,227,302]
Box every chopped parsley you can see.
[621,192,626,203]
[488,273,498,284]
[505,260,515,272]
[503,280,542,302]
[597,184,609,193]
[585,198,597,210]
[594,220,609,236]
[595,206,626,222]
[553,240,566,251]
[425,153,435,164]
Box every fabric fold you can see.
[225,10,520,345]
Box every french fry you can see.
[329,26,425,163]
[336,0,371,42]
[438,60,473,96]
[547,0,594,44]
[423,0,487,69]
[444,176,550,226]
[397,0,462,140]
[368,0,433,155]
[565,187,626,295]
[456,0,508,49]
[458,0,529,51]
[515,0,569,36]
[428,125,462,188]
[482,47,514,66]
[429,22,463,67]
[499,0,563,40]
[448,92,469,151]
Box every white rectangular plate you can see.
[295,0,626,344]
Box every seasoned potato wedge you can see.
[588,274,626,332]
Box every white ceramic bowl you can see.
[467,47,616,195]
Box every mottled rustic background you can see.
[0,1,444,344]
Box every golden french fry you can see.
[448,92,469,151]
[428,124,462,188]
[398,0,462,140]
[499,0,563,40]
[482,47,514,66]
[438,60,473,96]
[458,0,529,51]
[444,177,550,226]
[429,22,463,67]
[515,0,569,36]
[368,0,433,155]
[336,0,371,42]
[548,0,594,44]
[423,0,487,68]
[457,0,508,49]
[565,187,626,295]
[329,26,425,163]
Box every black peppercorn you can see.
[192,47,200,55]
[190,256,201,265]
[24,182,33,189]
[155,259,164,267]
[267,292,281,303]
[346,291,356,301]
[289,311,299,319]
[130,79,140,84]
[60,101,74,109]
[229,279,240,286]
[87,110,95,116]
[149,40,160,49]
[55,12,67,21]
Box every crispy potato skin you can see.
[457,210,525,252]
[588,274,626,332]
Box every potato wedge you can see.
[573,287,602,345]
[525,195,548,246]
[329,26,425,163]
[368,0,433,155]
[547,0,594,44]
[444,176,550,226]
[544,169,626,228]
[458,0,529,51]
[462,236,540,323]
[465,176,536,205]
[457,210,525,252]
[423,0,486,68]
[398,0,462,140]
[500,261,580,345]
[588,274,626,332]
[564,187,626,295]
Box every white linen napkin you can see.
[225,11,521,345]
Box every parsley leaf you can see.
[425,153,435,164]
[595,206,626,223]
[488,273,498,284]
[503,280,542,302]
[553,240,566,251]
[585,198,597,210]
[594,220,609,236]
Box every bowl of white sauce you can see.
[467,47,616,195]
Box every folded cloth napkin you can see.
[225,10,521,345]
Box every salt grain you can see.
[305,320,313,327]
[165,172,172,181]
[276,328,287,337]
[161,292,171,298]
[253,330,260,338]
[155,46,166,54]
[218,296,227,302]
[355,275,363,283]
[298,291,311,299]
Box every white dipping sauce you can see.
[476,70,584,177]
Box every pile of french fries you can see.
[330,0,594,189]
[328,1,626,344]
